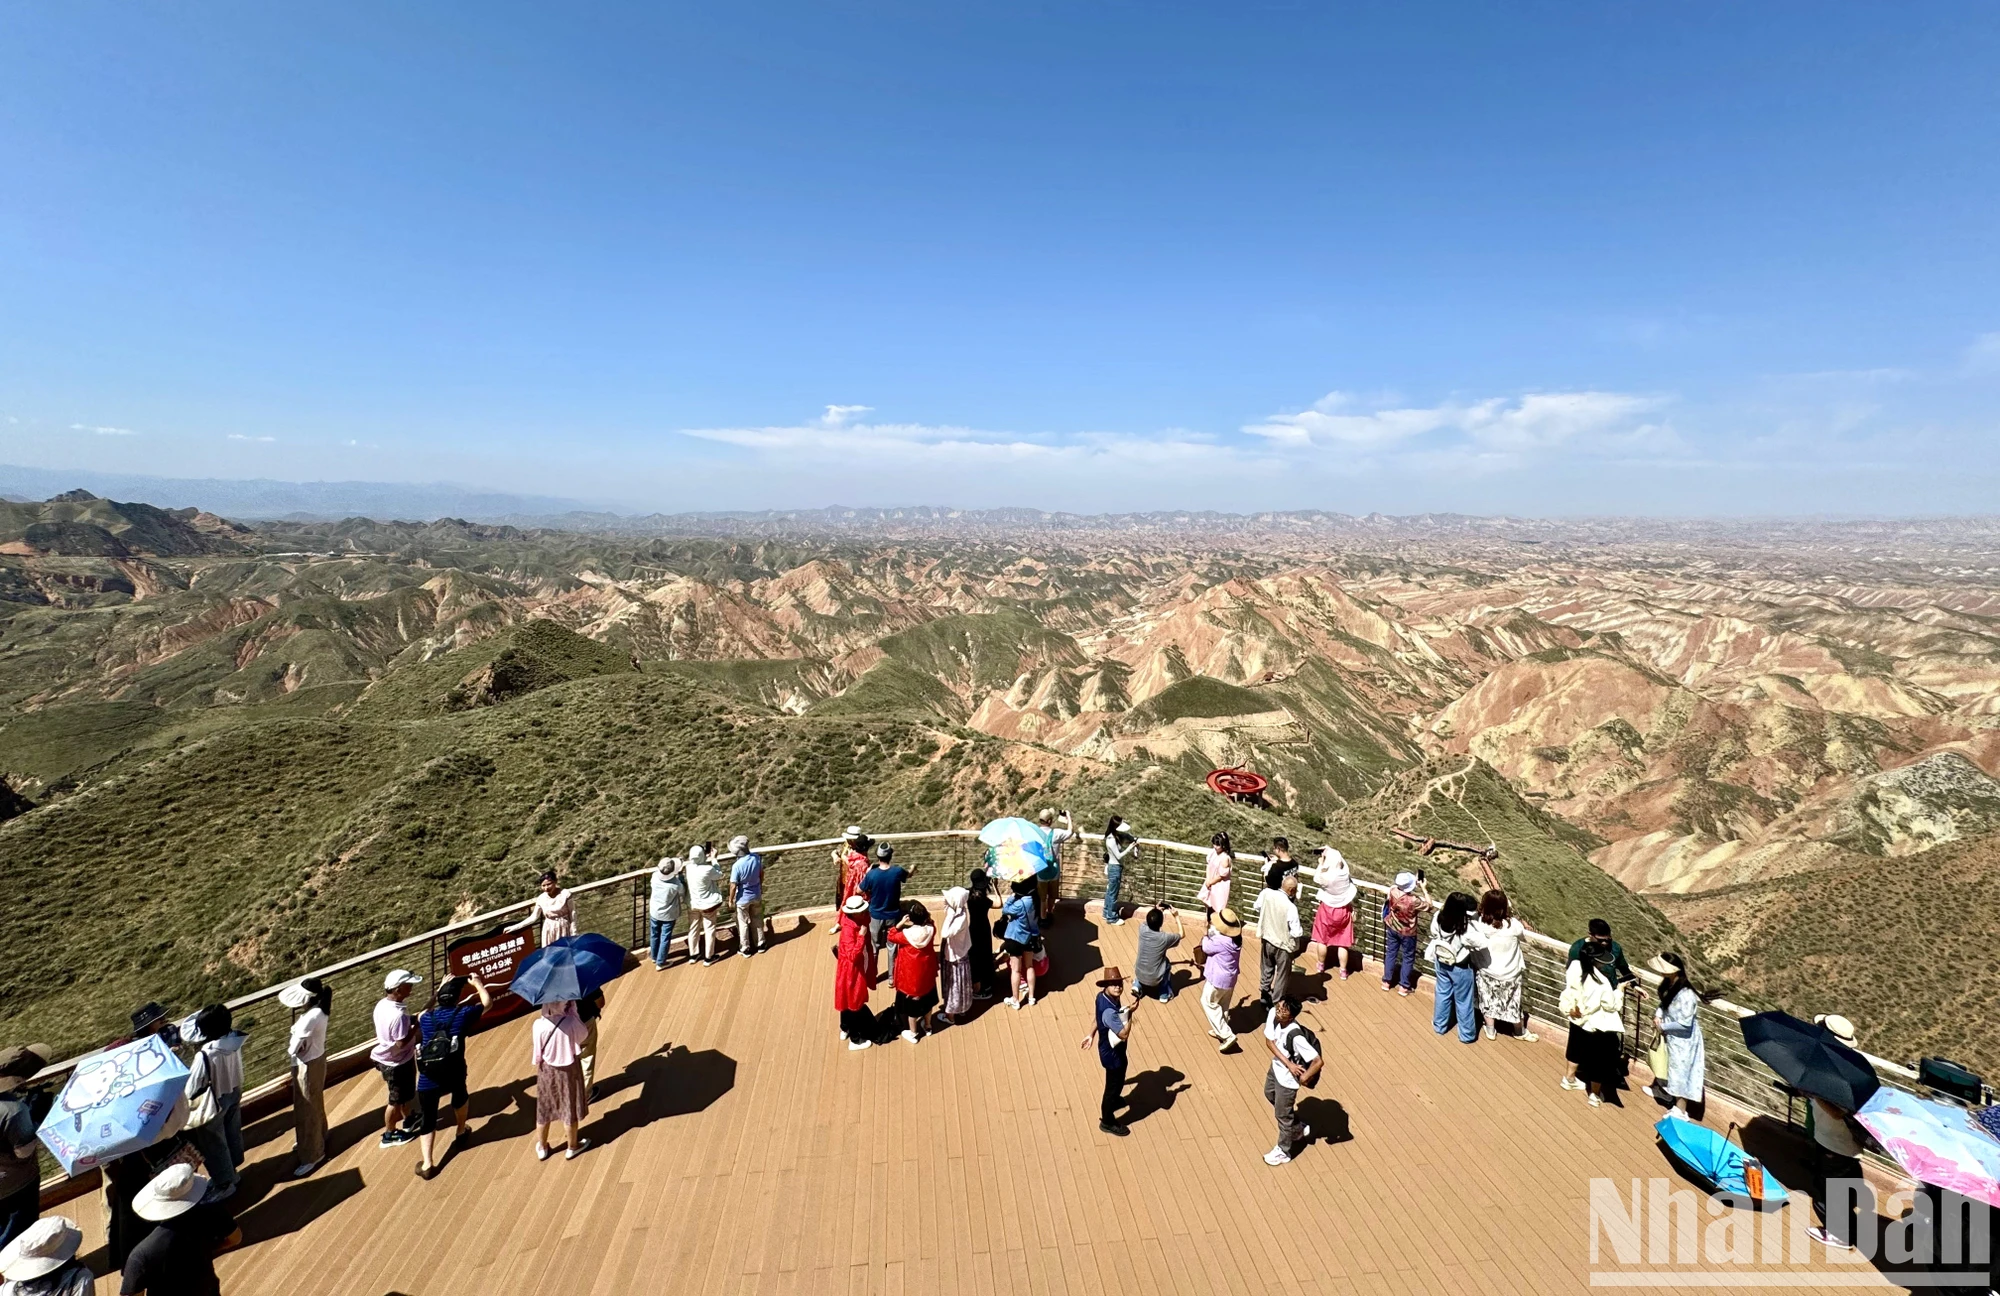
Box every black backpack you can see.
[1284,1022,1322,1089]
[416,1014,463,1077]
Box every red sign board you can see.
[446,926,533,1014]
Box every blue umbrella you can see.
[37,1035,190,1175]
[1655,1116,1791,1204]
[978,816,1052,883]
[511,938,622,1005]
[555,932,635,976]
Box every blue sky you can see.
[3,2,1998,515]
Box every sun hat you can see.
[1815,1014,1859,1047]
[687,843,706,862]
[1037,808,1056,823]
[1095,966,1125,986]
[727,834,750,854]
[0,1215,82,1280]
[1393,871,1418,893]
[130,1002,170,1036]
[383,969,422,992]
[656,855,684,877]
[842,895,869,915]
[844,824,864,839]
[277,983,314,1010]
[1645,953,1684,978]
[134,1163,208,1222]
[0,1044,50,1094]
[1211,907,1243,937]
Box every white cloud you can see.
[227,434,277,443]
[69,423,136,436]
[1242,390,1670,455]
[817,404,873,427]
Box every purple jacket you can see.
[1201,931,1241,990]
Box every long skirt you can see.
[941,955,973,1016]
[536,1059,589,1127]
[1311,902,1355,948]
[1566,1026,1623,1086]
[1477,969,1524,1025]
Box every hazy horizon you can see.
[5,4,1999,514]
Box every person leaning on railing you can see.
[1379,872,1431,996]
[646,854,686,971]
[726,835,766,958]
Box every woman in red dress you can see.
[834,894,878,1050]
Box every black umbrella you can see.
[1741,1011,1880,1111]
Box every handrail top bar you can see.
[26,826,1919,1087]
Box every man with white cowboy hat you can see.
[121,1163,240,1296]
[647,852,687,970]
[0,1216,91,1296]
[371,969,424,1149]
[0,1042,52,1253]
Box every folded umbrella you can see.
[978,816,1053,884]
[1741,1011,1880,1111]
[511,941,621,1006]
[36,1035,190,1175]
[1856,1087,2000,1210]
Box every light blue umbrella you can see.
[37,1035,190,1174]
[978,816,1053,883]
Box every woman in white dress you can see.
[507,870,576,947]
[1472,889,1537,1041]
[1645,952,1706,1119]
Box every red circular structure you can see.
[1206,767,1269,799]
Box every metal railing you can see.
[31,826,1921,1191]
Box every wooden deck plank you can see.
[60,905,1898,1295]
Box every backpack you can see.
[1284,1022,1322,1089]
[416,1013,464,1078]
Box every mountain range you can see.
[1,488,1994,1079]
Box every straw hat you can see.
[1815,1014,1859,1047]
[1211,907,1243,937]
[1095,966,1125,987]
[842,895,869,915]
[133,1163,208,1222]
[277,983,314,1010]
[0,1044,50,1094]
[0,1216,82,1280]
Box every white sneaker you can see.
[1640,1084,1655,1099]
[1263,1147,1291,1166]
[1587,1094,1603,1108]
[848,1039,872,1051]
[900,1029,919,1044]
[1008,997,1022,1011]
[1560,1076,1586,1091]
[1299,1124,1311,1143]
[1024,996,1036,1008]
[1483,1024,1496,1040]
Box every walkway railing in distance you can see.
[31,826,1918,1192]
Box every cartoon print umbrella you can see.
[978,816,1052,884]
[1856,1087,2000,1210]
[36,1034,190,1175]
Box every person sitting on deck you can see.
[1133,905,1183,1002]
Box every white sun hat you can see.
[133,1162,209,1222]
[0,1216,82,1280]
[382,969,422,991]
[277,983,313,1009]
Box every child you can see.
[1381,871,1430,996]
[886,901,942,1042]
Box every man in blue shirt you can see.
[1080,966,1141,1137]
[725,835,766,958]
[860,845,909,977]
